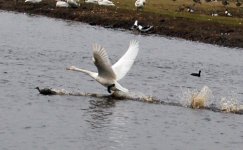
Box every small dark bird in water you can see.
[190,70,201,77]
[35,87,56,95]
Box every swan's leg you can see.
[107,84,115,93]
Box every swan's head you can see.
[66,66,77,71]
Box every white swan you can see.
[66,40,139,93]
[56,0,69,8]
[98,0,115,6]
[25,0,42,3]
[85,0,98,4]
[135,0,146,10]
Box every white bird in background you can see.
[225,9,232,17]
[67,0,80,8]
[25,0,42,3]
[135,0,146,10]
[85,0,98,4]
[97,0,115,6]
[56,0,69,8]
[66,40,139,93]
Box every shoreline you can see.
[1,0,243,48]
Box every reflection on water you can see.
[1,11,243,150]
[86,99,116,129]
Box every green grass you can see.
[105,0,243,26]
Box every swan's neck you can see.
[72,67,98,79]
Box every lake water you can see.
[0,11,243,150]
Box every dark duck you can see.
[190,70,201,77]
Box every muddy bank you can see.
[1,0,243,48]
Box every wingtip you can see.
[130,40,139,47]
[92,43,102,53]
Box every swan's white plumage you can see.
[67,40,139,93]
[93,44,116,80]
[112,40,139,81]
[114,81,129,93]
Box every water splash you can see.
[181,85,213,109]
[43,88,160,103]
[37,87,243,114]
[220,96,243,113]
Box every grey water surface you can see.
[0,11,243,150]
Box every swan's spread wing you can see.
[112,40,139,81]
[93,44,116,79]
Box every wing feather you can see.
[93,44,116,79]
[112,40,139,81]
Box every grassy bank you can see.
[0,0,243,48]
[114,0,243,26]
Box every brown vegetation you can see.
[0,0,243,48]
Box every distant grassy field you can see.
[87,0,243,26]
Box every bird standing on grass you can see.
[97,0,115,6]
[56,0,69,8]
[135,0,146,11]
[67,0,80,8]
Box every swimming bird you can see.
[35,87,57,95]
[66,40,139,93]
[56,0,69,8]
[25,0,42,3]
[97,0,115,6]
[190,70,201,77]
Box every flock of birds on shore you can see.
[22,0,147,10]
[22,0,151,32]
[22,0,242,16]
[185,0,242,17]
